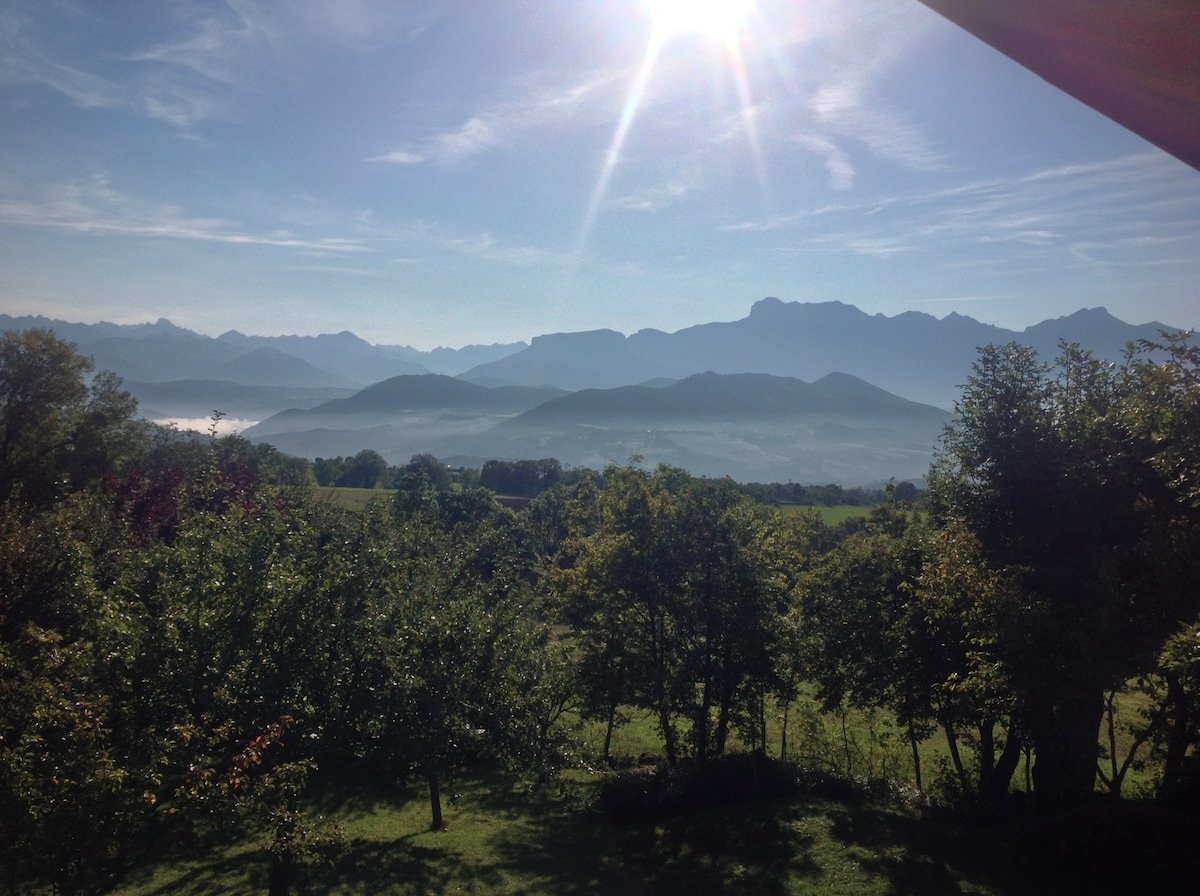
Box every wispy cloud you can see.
[730,151,1200,265]
[761,1,947,186]
[0,175,371,253]
[0,2,121,107]
[613,170,703,211]
[367,150,425,166]
[370,69,625,167]
[791,131,856,190]
[3,1,443,132]
[440,230,569,267]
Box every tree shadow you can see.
[487,793,820,896]
[823,796,1200,896]
[116,847,268,896]
[299,832,503,895]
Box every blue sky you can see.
[2,0,1197,348]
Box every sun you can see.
[573,0,764,262]
[645,0,756,45]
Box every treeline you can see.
[314,450,916,506]
[3,328,1200,894]
[735,479,919,507]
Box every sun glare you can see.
[573,0,764,265]
[646,0,756,44]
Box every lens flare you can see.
[646,0,756,44]
[572,0,765,266]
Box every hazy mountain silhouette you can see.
[244,374,563,439]
[207,346,360,389]
[217,330,429,385]
[2,301,1181,482]
[462,298,1172,407]
[503,371,945,425]
[375,341,528,375]
[244,371,950,484]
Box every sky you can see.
[1,0,1197,349]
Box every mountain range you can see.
[1,300,1177,484]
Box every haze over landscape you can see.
[6,6,1200,892]
[2,0,1198,348]
[1,297,1177,484]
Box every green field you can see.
[111,698,1185,896]
[112,766,1199,896]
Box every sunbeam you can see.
[573,0,766,264]
[573,32,667,263]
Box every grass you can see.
[111,697,1198,895]
[113,767,1200,896]
[313,485,396,511]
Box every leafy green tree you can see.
[397,452,452,491]
[480,458,564,497]
[552,465,782,765]
[312,456,346,486]
[336,448,388,488]
[369,482,542,828]
[928,340,1200,810]
[0,494,153,894]
[0,328,143,505]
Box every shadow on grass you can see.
[116,847,268,896]
[486,792,819,896]
[824,796,1200,896]
[298,832,504,895]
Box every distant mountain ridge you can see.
[503,371,945,427]
[1,301,1181,482]
[0,313,529,421]
[461,299,1174,408]
[2,301,1174,411]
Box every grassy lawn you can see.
[112,700,1194,895]
[112,767,1200,896]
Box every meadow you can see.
[112,703,1193,896]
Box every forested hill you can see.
[243,370,951,484]
[502,371,947,425]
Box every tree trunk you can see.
[982,724,1022,806]
[780,699,790,761]
[907,718,923,792]
[1161,672,1192,791]
[427,762,444,830]
[658,699,677,766]
[267,852,293,896]
[942,721,971,796]
[1030,687,1104,812]
[602,701,616,766]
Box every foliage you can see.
[0,328,144,505]
[927,338,1200,810]
[480,457,571,497]
[549,465,784,765]
[8,328,1200,890]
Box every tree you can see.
[480,458,563,497]
[928,340,1200,810]
[551,465,782,765]
[335,449,388,488]
[397,452,452,491]
[372,481,542,829]
[0,329,142,505]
